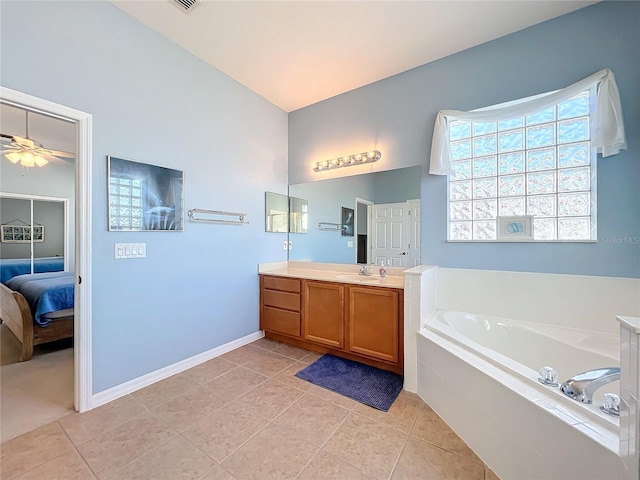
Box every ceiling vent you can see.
[169,0,203,14]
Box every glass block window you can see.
[109,175,144,230]
[448,90,596,241]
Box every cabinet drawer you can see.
[263,289,300,311]
[261,306,301,337]
[262,276,301,293]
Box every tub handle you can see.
[538,366,559,387]
[600,393,620,417]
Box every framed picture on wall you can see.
[108,156,184,231]
[341,207,354,237]
[1,224,45,243]
[497,216,533,241]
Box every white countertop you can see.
[259,261,405,289]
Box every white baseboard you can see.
[89,330,264,409]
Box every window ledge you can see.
[447,239,598,243]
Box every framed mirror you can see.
[108,156,184,231]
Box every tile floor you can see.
[0,338,500,479]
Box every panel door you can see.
[347,286,399,364]
[371,202,409,267]
[303,281,345,349]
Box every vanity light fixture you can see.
[313,150,381,172]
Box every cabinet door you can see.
[348,286,399,363]
[303,281,345,349]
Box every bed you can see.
[0,271,74,361]
[0,256,65,284]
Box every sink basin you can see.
[336,274,380,283]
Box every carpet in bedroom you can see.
[0,323,74,442]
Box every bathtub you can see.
[417,309,623,479]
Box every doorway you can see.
[0,87,92,422]
[355,197,373,264]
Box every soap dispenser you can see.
[379,260,387,277]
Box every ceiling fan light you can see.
[34,155,49,167]
[21,156,35,168]
[5,152,21,164]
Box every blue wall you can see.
[1,1,288,392]
[289,1,640,278]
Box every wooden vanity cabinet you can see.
[260,275,403,373]
[260,275,301,338]
[303,281,345,349]
[348,286,400,364]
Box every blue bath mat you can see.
[295,354,403,412]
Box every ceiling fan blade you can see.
[11,136,36,149]
[48,149,75,158]
[41,153,72,164]
[0,145,20,153]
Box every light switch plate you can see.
[115,243,147,259]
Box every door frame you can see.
[354,197,373,264]
[1,86,93,412]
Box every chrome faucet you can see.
[560,367,620,404]
[358,264,373,276]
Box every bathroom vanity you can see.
[259,264,404,374]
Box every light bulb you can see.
[21,154,35,168]
[34,155,49,167]
[5,152,21,164]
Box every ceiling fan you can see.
[1,110,74,167]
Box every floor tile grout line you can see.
[291,443,323,480]
[1,422,79,480]
[60,397,154,448]
[387,429,411,480]
[71,404,183,479]
[100,432,180,480]
[214,416,274,465]
[58,419,100,480]
[407,431,486,466]
[325,409,412,480]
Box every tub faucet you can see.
[560,367,620,404]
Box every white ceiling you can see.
[0,104,76,158]
[112,0,596,112]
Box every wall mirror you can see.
[265,191,289,233]
[0,192,69,283]
[288,166,421,266]
[289,196,308,234]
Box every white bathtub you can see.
[418,309,623,479]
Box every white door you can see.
[371,202,409,267]
[408,199,420,267]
